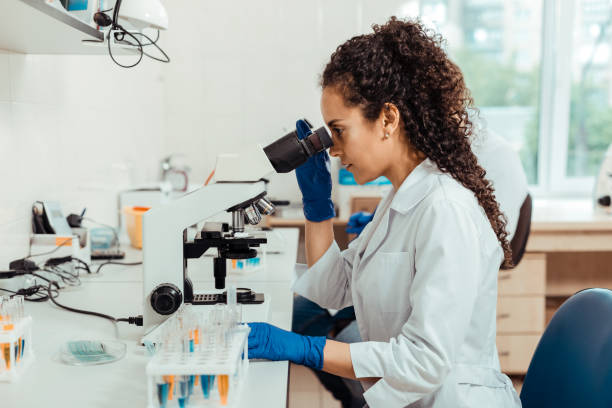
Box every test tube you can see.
[210,304,228,350]
[177,375,189,408]
[200,375,213,399]
[163,375,175,402]
[218,374,229,405]
[0,297,13,371]
[156,376,169,408]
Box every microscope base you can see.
[191,291,265,305]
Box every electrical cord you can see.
[30,264,142,325]
[3,247,143,324]
[107,28,144,69]
[0,271,56,302]
[71,257,91,274]
[105,0,169,68]
[43,266,81,287]
[120,29,160,47]
[44,279,142,326]
[95,260,142,274]
[37,258,143,325]
[25,237,72,260]
[118,30,169,62]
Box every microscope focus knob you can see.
[150,284,183,315]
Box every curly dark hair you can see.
[321,17,512,268]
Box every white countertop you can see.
[0,228,299,408]
[531,198,612,230]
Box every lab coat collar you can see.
[389,158,440,215]
[356,158,440,268]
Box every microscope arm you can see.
[142,180,267,333]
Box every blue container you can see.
[66,0,88,11]
[338,168,391,186]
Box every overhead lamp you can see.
[118,0,168,30]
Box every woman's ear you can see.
[381,103,401,138]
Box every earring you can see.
[383,133,389,139]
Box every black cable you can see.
[0,281,57,302]
[31,272,56,285]
[95,260,142,274]
[44,280,142,326]
[45,281,119,324]
[120,31,170,63]
[25,237,72,260]
[72,257,91,274]
[23,285,57,302]
[107,27,144,68]
[43,266,81,287]
[0,288,17,295]
[121,29,160,47]
[112,0,122,29]
[103,0,168,68]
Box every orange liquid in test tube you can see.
[218,375,229,405]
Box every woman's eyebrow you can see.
[327,119,343,127]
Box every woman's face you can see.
[320,87,393,185]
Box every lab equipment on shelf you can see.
[146,298,249,407]
[0,296,34,382]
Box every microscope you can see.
[142,120,332,333]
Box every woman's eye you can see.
[333,128,343,138]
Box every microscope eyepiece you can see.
[263,123,332,173]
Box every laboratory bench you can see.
[0,228,299,408]
[267,198,612,379]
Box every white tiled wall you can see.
[160,0,405,201]
[0,50,165,267]
[0,0,407,267]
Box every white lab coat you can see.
[471,129,528,242]
[293,159,522,408]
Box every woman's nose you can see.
[329,145,340,157]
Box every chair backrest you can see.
[503,193,532,269]
[520,288,612,408]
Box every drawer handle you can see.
[499,351,510,357]
[497,313,511,319]
[499,273,512,281]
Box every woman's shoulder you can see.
[413,173,494,237]
[424,172,481,212]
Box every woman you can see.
[248,17,522,408]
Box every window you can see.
[397,0,612,195]
[400,0,543,185]
[567,0,612,179]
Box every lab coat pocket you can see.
[363,251,413,313]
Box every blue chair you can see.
[520,288,612,408]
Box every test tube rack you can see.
[146,311,249,408]
[227,248,265,275]
[0,315,34,383]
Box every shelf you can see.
[0,0,106,54]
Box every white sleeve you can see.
[292,235,361,310]
[349,200,482,407]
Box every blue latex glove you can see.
[346,211,375,235]
[295,119,335,222]
[247,322,326,370]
